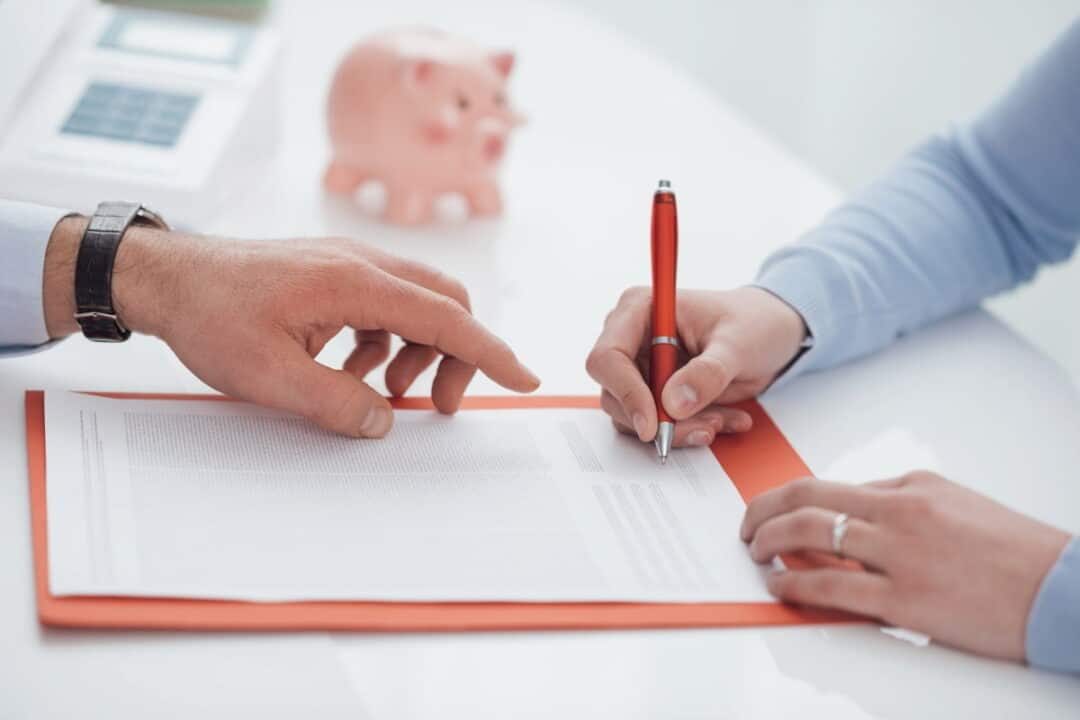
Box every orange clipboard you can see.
[25,391,851,632]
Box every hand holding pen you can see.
[586,183,810,453]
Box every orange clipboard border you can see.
[25,390,853,631]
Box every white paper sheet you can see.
[43,391,771,603]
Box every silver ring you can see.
[831,513,849,557]
[651,336,679,348]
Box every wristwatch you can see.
[74,201,169,342]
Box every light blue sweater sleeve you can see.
[755,20,1080,674]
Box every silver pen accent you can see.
[655,421,674,464]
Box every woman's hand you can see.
[585,286,807,447]
[741,471,1072,662]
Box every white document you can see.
[43,391,771,603]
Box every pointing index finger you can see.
[352,269,540,393]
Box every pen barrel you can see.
[650,343,677,423]
[651,192,678,341]
[651,189,678,423]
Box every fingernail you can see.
[675,384,698,412]
[632,412,648,440]
[360,407,392,437]
[686,430,712,446]
[524,366,542,388]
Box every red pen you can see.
[650,179,678,463]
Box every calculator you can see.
[0,1,279,226]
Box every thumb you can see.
[660,341,739,421]
[274,350,394,438]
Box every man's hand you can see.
[585,286,807,447]
[43,219,539,437]
[741,471,1072,662]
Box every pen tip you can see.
[658,179,671,189]
[655,422,674,465]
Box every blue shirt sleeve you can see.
[756,19,1080,377]
[0,199,70,355]
[1028,538,1080,673]
[755,20,1080,674]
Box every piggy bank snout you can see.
[475,116,516,162]
[482,134,506,162]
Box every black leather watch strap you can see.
[74,202,168,342]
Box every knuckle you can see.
[437,293,466,319]
[769,572,796,598]
[807,572,839,601]
[418,264,471,311]
[435,303,475,344]
[618,285,650,306]
[599,390,619,414]
[365,271,409,314]
[319,235,349,249]
[746,491,774,516]
[585,346,612,379]
[600,305,628,330]
[617,386,642,411]
[326,257,379,304]
[787,508,819,539]
[611,417,635,436]
[903,469,940,486]
[421,291,463,325]
[313,384,364,433]
[748,534,769,561]
[885,492,933,522]
[446,325,498,369]
[903,492,934,516]
[328,252,369,279]
[694,352,734,384]
[288,249,347,287]
[784,477,817,509]
[448,278,471,311]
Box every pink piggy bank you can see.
[323,28,524,225]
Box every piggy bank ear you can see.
[490,51,515,78]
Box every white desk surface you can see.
[3,1,1079,717]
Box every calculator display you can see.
[98,9,253,67]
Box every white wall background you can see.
[557,0,1080,378]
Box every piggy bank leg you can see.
[384,187,435,225]
[465,182,503,217]
[323,161,368,195]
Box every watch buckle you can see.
[73,310,129,341]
